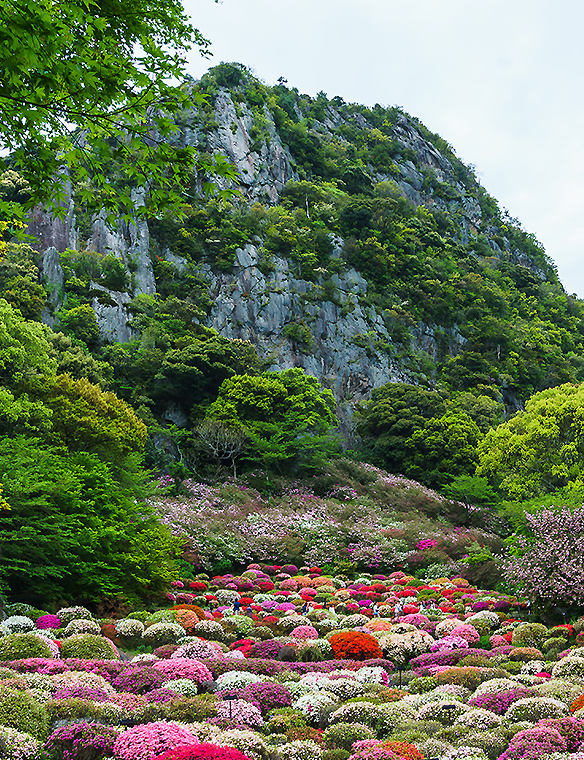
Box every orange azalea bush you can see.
[329,631,383,660]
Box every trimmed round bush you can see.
[552,655,584,681]
[505,697,569,723]
[59,634,118,660]
[63,619,102,637]
[142,622,185,647]
[44,722,119,759]
[0,686,49,739]
[323,722,376,750]
[113,721,196,760]
[56,607,94,626]
[0,632,55,660]
[36,614,62,630]
[153,659,213,684]
[3,615,35,634]
[0,725,40,760]
[154,745,254,760]
[498,726,566,760]
[115,618,145,638]
[163,678,199,697]
[511,623,548,650]
[112,667,167,695]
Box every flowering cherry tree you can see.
[503,506,584,605]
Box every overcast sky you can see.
[183,0,584,297]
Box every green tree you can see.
[39,374,148,462]
[477,382,584,499]
[442,474,499,507]
[0,436,180,604]
[57,304,101,349]
[0,0,238,223]
[355,382,447,475]
[0,298,56,385]
[153,327,263,411]
[404,411,482,488]
[206,368,338,471]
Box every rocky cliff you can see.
[28,62,573,426]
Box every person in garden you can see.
[233,598,240,613]
[373,602,379,616]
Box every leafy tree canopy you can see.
[478,382,584,499]
[206,368,338,471]
[404,411,482,489]
[356,382,448,475]
[0,298,56,385]
[0,436,180,604]
[0,0,238,223]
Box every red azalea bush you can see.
[329,631,383,661]
[154,746,253,760]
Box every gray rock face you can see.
[26,80,540,429]
[202,244,417,427]
[30,185,156,340]
[90,283,134,343]
[190,89,298,203]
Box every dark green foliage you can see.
[356,383,448,479]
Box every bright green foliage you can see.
[57,304,101,349]
[207,368,338,471]
[441,475,499,507]
[48,331,112,387]
[0,436,180,603]
[0,243,47,319]
[38,374,148,460]
[59,634,118,660]
[0,298,56,384]
[0,687,48,739]
[0,0,238,223]
[405,412,482,488]
[478,382,584,499]
[0,632,54,660]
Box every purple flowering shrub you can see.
[36,615,61,630]
[52,686,112,702]
[469,687,537,715]
[112,667,168,695]
[538,717,584,751]
[237,681,292,714]
[498,726,566,760]
[248,640,285,659]
[44,722,118,759]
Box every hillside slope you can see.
[20,62,584,431]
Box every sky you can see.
[183,0,584,296]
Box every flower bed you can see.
[2,564,582,760]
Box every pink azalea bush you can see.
[113,721,196,760]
